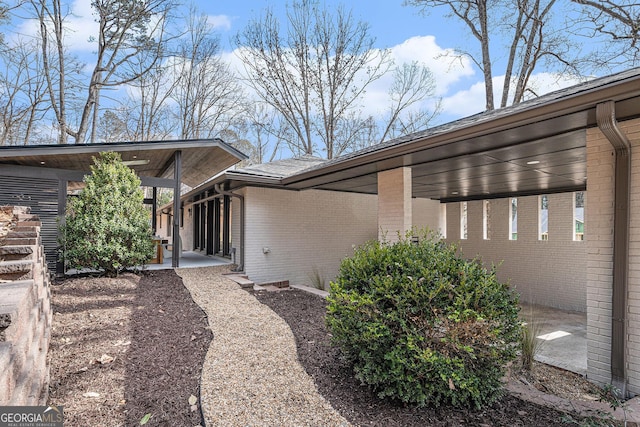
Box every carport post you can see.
[172,150,182,268]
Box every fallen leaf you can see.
[83,392,100,398]
[159,309,165,313]
[99,354,114,364]
[188,395,197,406]
[140,413,151,425]
[190,335,197,341]
[190,405,197,412]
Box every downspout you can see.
[596,101,631,396]
[214,184,245,272]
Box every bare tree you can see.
[0,36,51,145]
[171,7,247,140]
[406,0,576,109]
[32,0,174,144]
[236,0,395,159]
[379,62,441,142]
[571,0,640,67]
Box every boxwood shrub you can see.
[326,230,521,408]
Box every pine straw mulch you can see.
[47,270,212,427]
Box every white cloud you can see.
[357,35,475,118]
[389,36,475,95]
[208,15,232,31]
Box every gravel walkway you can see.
[176,266,350,427]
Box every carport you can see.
[283,68,640,395]
[0,139,247,274]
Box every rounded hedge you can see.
[326,230,521,408]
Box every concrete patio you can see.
[146,250,233,270]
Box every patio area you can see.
[146,250,233,270]
[521,303,587,375]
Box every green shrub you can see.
[59,151,155,276]
[326,229,521,408]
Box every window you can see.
[483,200,491,240]
[574,191,585,241]
[460,202,468,239]
[539,195,549,240]
[509,198,517,240]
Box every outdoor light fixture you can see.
[526,160,540,165]
[122,159,150,166]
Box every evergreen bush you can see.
[326,230,521,408]
[59,151,155,276]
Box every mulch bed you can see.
[47,270,212,426]
[47,269,605,426]
[253,288,596,427]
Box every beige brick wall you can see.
[412,197,444,235]
[628,118,640,395]
[378,167,412,242]
[586,124,615,387]
[242,187,378,286]
[444,194,587,312]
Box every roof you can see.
[180,156,327,204]
[282,67,640,201]
[0,139,248,188]
[230,156,326,179]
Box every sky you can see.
[195,0,588,124]
[9,1,603,128]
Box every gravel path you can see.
[176,266,350,427]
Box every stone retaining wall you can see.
[0,206,52,405]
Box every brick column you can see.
[377,167,412,242]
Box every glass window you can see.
[574,192,585,241]
[483,200,490,240]
[460,202,467,240]
[509,198,517,240]
[539,195,548,241]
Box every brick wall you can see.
[587,117,640,394]
[0,207,52,405]
[242,187,378,286]
[444,194,587,312]
[626,118,640,395]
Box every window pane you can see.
[575,192,585,241]
[539,195,548,241]
[483,200,490,240]
[460,202,468,239]
[510,198,517,240]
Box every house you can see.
[1,68,639,396]
[157,67,640,396]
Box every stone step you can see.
[1,206,28,215]
[2,238,37,246]
[16,219,41,226]
[5,231,38,239]
[0,281,37,340]
[0,245,34,261]
[226,274,255,289]
[0,261,34,281]
[12,226,38,233]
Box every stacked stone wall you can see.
[0,206,52,405]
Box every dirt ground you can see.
[47,269,612,426]
[47,270,212,426]
[253,288,613,427]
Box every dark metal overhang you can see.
[282,68,640,202]
[0,138,248,188]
